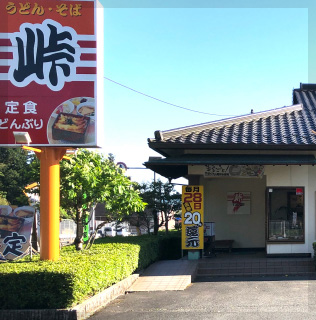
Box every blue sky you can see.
[99,1,308,185]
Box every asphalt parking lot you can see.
[89,276,316,320]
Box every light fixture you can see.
[13,131,31,145]
[65,148,77,155]
[62,148,77,160]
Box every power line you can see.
[104,77,238,117]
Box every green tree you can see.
[0,193,9,205]
[60,149,145,250]
[124,209,153,235]
[138,180,182,235]
[0,147,34,205]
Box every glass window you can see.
[267,187,304,242]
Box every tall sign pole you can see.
[38,148,66,260]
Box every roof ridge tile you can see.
[162,104,302,139]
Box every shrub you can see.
[0,242,139,309]
[0,234,180,309]
[158,232,182,260]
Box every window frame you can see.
[266,187,305,243]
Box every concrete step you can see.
[128,260,199,292]
[196,258,316,277]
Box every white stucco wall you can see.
[189,163,316,255]
[199,175,266,248]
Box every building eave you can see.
[144,154,316,179]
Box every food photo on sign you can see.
[47,97,95,144]
[0,0,103,147]
[0,205,35,261]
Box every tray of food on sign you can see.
[47,97,95,145]
[0,214,24,238]
[0,205,36,238]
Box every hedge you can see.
[0,233,181,309]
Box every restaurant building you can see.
[145,83,316,256]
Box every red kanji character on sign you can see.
[194,203,201,210]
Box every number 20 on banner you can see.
[181,185,204,250]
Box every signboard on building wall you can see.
[181,185,204,250]
[204,165,264,178]
[0,0,103,147]
[227,191,251,215]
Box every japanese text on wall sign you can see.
[6,2,82,17]
[205,164,230,176]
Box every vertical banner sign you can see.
[181,185,204,250]
[0,205,35,260]
[0,0,101,147]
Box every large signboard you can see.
[0,0,103,147]
[204,165,264,178]
[0,205,35,260]
[181,185,204,250]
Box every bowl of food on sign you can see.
[70,97,88,107]
[53,101,74,117]
[0,205,12,216]
[13,206,35,224]
[77,102,95,118]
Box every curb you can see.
[0,273,140,320]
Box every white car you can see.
[103,227,116,237]
[116,228,130,236]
